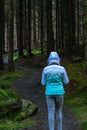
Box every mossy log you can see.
[0,99,22,117]
[21,99,38,116]
[0,99,38,120]
[14,99,38,121]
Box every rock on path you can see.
[13,67,81,130]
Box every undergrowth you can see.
[0,69,36,129]
[1,52,87,129]
[64,60,87,130]
[0,119,36,130]
[0,70,25,99]
[0,49,42,129]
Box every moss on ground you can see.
[0,69,36,129]
[64,61,87,130]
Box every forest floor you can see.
[13,54,82,130]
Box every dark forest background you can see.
[0,0,87,71]
[0,1,87,129]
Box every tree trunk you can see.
[32,0,36,48]
[27,0,32,56]
[65,1,72,56]
[56,0,59,51]
[8,0,14,71]
[22,0,27,49]
[60,0,64,55]
[71,0,76,53]
[45,0,54,55]
[0,0,4,70]
[16,0,24,57]
[83,0,87,60]
[40,0,44,54]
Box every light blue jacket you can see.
[41,64,69,95]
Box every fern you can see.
[0,88,8,97]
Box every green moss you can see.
[0,119,36,130]
[65,61,87,91]
[82,122,87,130]
[0,69,37,129]
[0,70,25,100]
[14,99,38,121]
[32,49,41,54]
[64,61,87,129]
[13,49,42,61]
[65,93,87,129]
[0,88,8,97]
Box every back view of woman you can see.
[41,51,69,130]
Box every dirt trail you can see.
[13,67,81,130]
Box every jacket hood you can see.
[47,51,60,65]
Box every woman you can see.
[41,51,69,130]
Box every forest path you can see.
[13,67,81,130]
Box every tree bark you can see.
[40,0,44,54]
[27,0,32,56]
[45,0,54,55]
[0,0,4,70]
[8,0,14,71]
[16,0,24,57]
